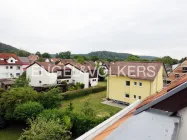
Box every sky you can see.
[0,0,187,59]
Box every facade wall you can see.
[66,64,89,88]
[107,76,152,104]
[107,67,164,104]
[26,63,57,87]
[0,65,22,79]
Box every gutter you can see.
[76,100,141,140]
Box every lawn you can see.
[0,124,24,140]
[61,90,121,117]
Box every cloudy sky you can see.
[0,0,187,59]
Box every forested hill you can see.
[0,42,19,53]
[75,51,157,60]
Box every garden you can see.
[0,75,121,140]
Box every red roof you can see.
[0,53,23,65]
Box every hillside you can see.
[0,42,19,53]
[73,51,157,60]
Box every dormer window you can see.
[11,60,13,62]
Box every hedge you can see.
[62,86,107,100]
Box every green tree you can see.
[13,72,29,88]
[90,56,99,61]
[0,87,38,120]
[15,49,30,57]
[14,101,44,121]
[42,52,51,58]
[56,51,71,59]
[74,55,87,64]
[35,51,41,57]
[153,56,178,65]
[38,88,63,109]
[19,117,71,140]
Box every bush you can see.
[19,117,71,140]
[0,87,39,120]
[39,109,72,130]
[62,86,107,100]
[14,101,44,121]
[39,88,63,109]
[69,113,108,137]
[80,83,85,89]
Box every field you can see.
[61,90,121,117]
[0,124,24,140]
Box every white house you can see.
[0,53,23,79]
[26,62,58,87]
[65,62,98,88]
[26,62,71,87]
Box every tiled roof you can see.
[0,53,23,65]
[66,61,95,72]
[28,55,39,63]
[27,62,70,73]
[93,74,187,139]
[109,62,164,81]
[18,57,30,64]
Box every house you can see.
[28,55,39,63]
[107,62,167,105]
[26,62,69,87]
[0,53,23,79]
[65,61,98,88]
[168,60,187,82]
[56,66,72,84]
[77,74,187,140]
[19,57,30,73]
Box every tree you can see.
[14,101,44,121]
[42,52,51,58]
[38,88,63,109]
[37,57,45,62]
[90,56,99,61]
[56,51,71,59]
[74,55,85,64]
[13,72,29,88]
[98,67,106,81]
[126,55,141,61]
[153,56,178,65]
[35,51,41,57]
[19,117,71,140]
[0,87,39,120]
[15,49,30,57]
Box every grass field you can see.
[61,90,121,117]
[0,124,24,140]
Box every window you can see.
[175,74,180,78]
[10,66,13,69]
[39,71,42,75]
[126,81,130,86]
[16,73,20,76]
[134,95,136,99]
[6,66,8,69]
[134,82,137,86]
[11,60,13,62]
[17,66,20,70]
[139,82,142,87]
[125,93,130,98]
[39,81,42,84]
[67,80,69,82]
[139,96,141,99]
